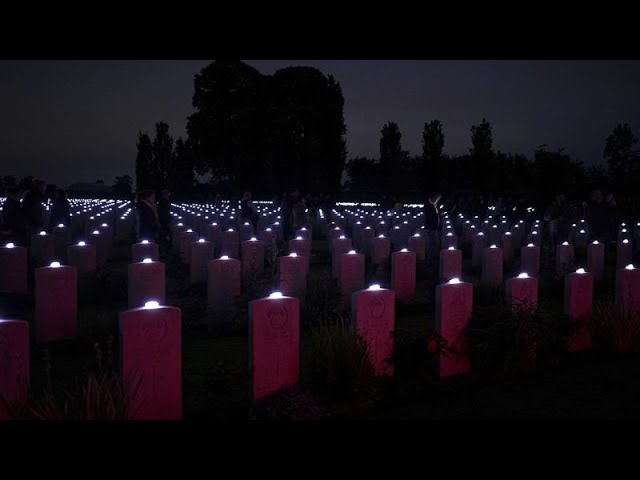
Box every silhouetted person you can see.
[240,191,259,231]
[0,186,26,245]
[605,193,618,242]
[290,188,306,232]
[21,179,46,238]
[424,192,443,264]
[136,190,159,243]
[49,189,70,229]
[157,189,172,253]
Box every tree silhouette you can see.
[113,175,132,197]
[153,122,174,189]
[135,132,153,191]
[171,137,195,192]
[422,120,445,193]
[604,123,639,192]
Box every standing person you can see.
[157,189,172,254]
[48,189,71,229]
[290,188,306,232]
[424,192,443,264]
[22,179,46,239]
[240,191,259,232]
[136,190,159,243]
[0,186,26,245]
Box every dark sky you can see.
[2,60,640,187]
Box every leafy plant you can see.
[592,299,640,353]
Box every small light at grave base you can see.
[220,256,229,260]
[296,236,303,241]
[339,235,346,239]
[579,230,586,234]
[77,241,86,246]
[368,284,381,290]
[92,230,99,235]
[505,232,512,235]
[449,278,461,284]
[527,243,534,247]
[228,229,234,232]
[212,223,217,226]
[301,228,307,231]
[244,222,250,226]
[141,240,149,244]
[266,228,272,232]
[50,262,61,268]
[593,240,599,244]
[144,301,160,309]
[562,241,569,246]
[414,233,421,237]
[622,229,628,233]
[39,231,46,235]
[447,246,455,250]
[518,273,529,278]
[348,250,356,254]
[5,243,15,248]
[177,223,183,227]
[401,248,409,252]
[269,292,284,299]
[478,232,484,236]
[187,229,193,233]
[532,231,538,235]
[198,239,206,243]
[289,252,298,257]
[378,234,385,238]
[625,264,635,270]
[446,233,453,236]
[250,237,257,241]
[623,239,630,244]
[490,244,497,248]
[58,224,64,228]
[576,268,586,274]
[142,258,153,263]
[101,223,107,227]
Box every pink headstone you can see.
[439,247,462,282]
[178,230,198,264]
[520,244,540,276]
[556,243,575,277]
[435,280,473,377]
[220,229,240,259]
[35,264,78,343]
[408,234,426,263]
[52,225,71,262]
[279,254,307,299]
[506,274,538,312]
[207,223,223,253]
[564,270,593,352]
[259,228,275,256]
[616,265,640,313]
[587,241,605,282]
[352,287,395,376]
[120,304,182,420]
[501,232,514,264]
[372,236,391,274]
[339,252,365,307]
[207,257,241,328]
[67,243,97,275]
[132,241,159,263]
[616,240,633,270]
[190,240,214,285]
[481,245,503,287]
[249,294,300,402]
[332,237,353,278]
[288,237,311,273]
[0,320,29,420]
[89,231,110,266]
[471,233,488,268]
[30,232,54,268]
[0,245,27,295]
[391,250,416,303]
[128,261,166,309]
[360,227,375,257]
[241,239,264,285]
[171,223,187,252]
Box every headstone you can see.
[616,264,640,313]
[442,232,458,250]
[34,263,78,343]
[52,224,71,263]
[249,294,300,402]
[207,257,241,330]
[505,273,538,312]
[435,279,473,377]
[471,233,488,268]
[339,252,365,307]
[520,244,540,276]
[178,230,198,264]
[360,227,375,257]
[279,254,307,300]
[587,241,605,282]
[207,223,223,253]
[259,228,275,259]
[616,239,633,270]
[120,304,182,420]
[501,232,514,264]
[575,229,588,248]
[439,247,462,282]
[352,286,395,375]
[132,241,159,263]
[241,238,265,286]
[332,237,353,278]
[190,240,214,285]
[128,260,166,309]
[371,235,391,277]
[67,242,97,276]
[0,320,29,420]
[89,230,109,267]
[481,245,503,287]
[556,242,575,277]
[564,269,593,352]
[408,234,426,263]
[30,231,54,268]
[0,244,27,295]
[391,250,416,303]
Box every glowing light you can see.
[50,262,61,268]
[58,224,64,228]
[290,252,298,257]
[490,244,497,248]
[579,230,585,234]
[187,229,193,233]
[141,240,149,244]
[518,273,529,278]
[144,301,160,309]
[447,246,455,250]
[228,228,234,232]
[562,241,569,246]
[505,232,512,235]
[143,258,153,263]
[92,230,99,235]
[449,278,461,284]
[269,292,284,299]
[413,233,420,237]
[368,284,381,290]
[220,255,229,260]
[348,250,356,254]
[39,231,46,235]
[576,268,586,274]
[198,238,206,243]
[296,236,303,240]
[5,243,15,248]
[101,223,107,227]
[339,235,346,239]
[626,264,635,270]
[527,243,534,247]
[623,239,629,244]
[250,237,258,241]
[378,234,385,238]
[446,233,453,236]
[77,241,86,246]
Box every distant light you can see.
[378,234,385,238]
[77,241,86,246]
[250,237,258,241]
[50,262,61,268]
[198,238,206,243]
[290,252,298,257]
[39,231,46,235]
[447,246,455,250]
[394,226,400,230]
[269,292,283,299]
[92,230,99,235]
[5,243,15,248]
[348,250,356,254]
[625,264,635,270]
[505,232,512,235]
[518,273,529,278]
[368,284,381,290]
[339,235,346,239]
[478,232,484,236]
[562,241,569,246]
[296,236,303,240]
[141,240,149,244]
[220,255,229,260]
[622,229,628,233]
[446,233,453,237]
[228,228,234,232]
[178,223,183,227]
[142,258,153,263]
[58,223,64,228]
[527,243,534,247]
[576,268,586,274]
[212,222,217,226]
[490,244,497,248]
[593,240,599,244]
[449,278,461,284]
[579,230,585,234]
[400,248,409,252]
[101,223,107,227]
[144,301,160,309]
[623,239,630,244]
[413,233,420,237]
[187,229,193,233]
[301,227,307,231]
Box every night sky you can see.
[2,60,640,187]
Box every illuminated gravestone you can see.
[220,228,240,259]
[501,232,514,264]
[295,227,311,241]
[178,230,198,264]
[132,241,159,263]
[35,262,77,344]
[0,244,27,295]
[128,260,165,309]
[488,225,501,246]
[564,268,593,352]
[67,241,97,298]
[352,285,395,375]
[207,256,241,330]
[481,245,503,287]
[360,227,375,257]
[616,264,640,313]
[279,253,307,300]
[372,235,391,277]
[340,251,365,307]
[52,224,71,262]
[207,223,223,254]
[241,238,264,286]
[98,223,114,249]
[471,232,488,268]
[440,247,462,282]
[390,226,405,251]
[616,239,633,270]
[332,236,353,278]
[30,231,54,268]
[249,293,300,402]
[240,222,254,243]
[526,230,541,246]
[442,232,458,250]
[520,243,540,276]
[288,237,311,274]
[329,227,344,246]
[408,233,426,263]
[392,249,416,304]
[259,228,275,257]
[0,320,29,420]
[506,273,538,312]
[556,242,575,277]
[190,239,214,285]
[120,303,182,420]
[89,230,109,267]
[587,241,605,282]
[575,229,588,248]
[435,278,473,377]
[171,223,187,252]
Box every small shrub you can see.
[592,299,640,353]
